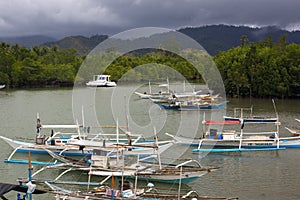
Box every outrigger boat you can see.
[168,118,300,154]
[223,107,278,123]
[89,159,216,184]
[156,100,227,111]
[167,101,300,153]
[134,80,213,103]
[134,80,172,99]
[31,151,218,184]
[192,118,300,153]
[46,181,238,200]
[1,116,175,164]
[2,132,174,165]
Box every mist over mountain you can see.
[0,35,56,48]
[46,25,300,56]
[1,25,300,55]
[179,25,300,55]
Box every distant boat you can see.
[134,80,171,99]
[224,106,278,123]
[157,100,227,110]
[86,75,116,87]
[0,84,5,89]
[223,116,278,123]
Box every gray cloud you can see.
[0,0,300,38]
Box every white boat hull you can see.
[89,168,209,183]
[0,136,173,157]
[86,81,117,87]
[169,134,300,148]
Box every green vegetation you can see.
[0,34,299,98]
[0,43,82,87]
[214,35,300,98]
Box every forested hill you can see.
[178,25,300,55]
[0,34,299,98]
[41,25,300,56]
[44,35,108,56]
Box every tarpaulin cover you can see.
[0,183,46,197]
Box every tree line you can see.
[0,35,299,98]
[214,35,300,98]
[0,43,82,87]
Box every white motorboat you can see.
[86,75,116,87]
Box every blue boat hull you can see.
[192,147,286,153]
[157,101,227,110]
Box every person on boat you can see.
[36,118,41,135]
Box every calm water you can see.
[0,86,300,200]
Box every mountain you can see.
[178,25,300,55]
[3,25,300,55]
[0,35,56,48]
[44,35,108,55]
[44,25,300,56]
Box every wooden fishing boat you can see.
[3,136,174,165]
[134,80,171,99]
[224,106,278,123]
[47,182,238,200]
[1,115,176,163]
[223,116,278,123]
[31,150,218,184]
[168,116,300,153]
[191,119,300,153]
[157,100,227,110]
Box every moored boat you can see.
[224,106,278,123]
[167,116,300,153]
[86,75,116,87]
[157,100,227,110]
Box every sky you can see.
[0,0,300,39]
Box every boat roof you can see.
[205,120,240,125]
[95,75,111,77]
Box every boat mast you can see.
[178,165,183,200]
[27,151,33,200]
[82,106,86,139]
[124,96,129,132]
[167,77,170,93]
[239,119,244,149]
[116,119,119,167]
[134,156,139,195]
[121,149,125,195]
[272,99,280,148]
[154,127,162,170]
[149,80,152,94]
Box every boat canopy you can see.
[205,120,240,125]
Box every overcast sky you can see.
[1,0,300,39]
